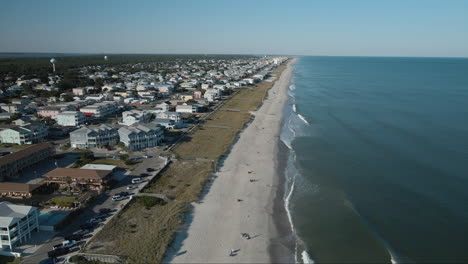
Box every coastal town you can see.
[0,55,289,263]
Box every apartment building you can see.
[44,168,112,191]
[80,102,119,119]
[0,143,54,181]
[0,122,48,145]
[70,124,119,149]
[118,122,164,151]
[0,202,39,250]
[56,111,86,127]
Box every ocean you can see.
[280,56,468,263]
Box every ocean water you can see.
[281,56,468,263]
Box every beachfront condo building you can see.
[0,202,39,250]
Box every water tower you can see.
[50,58,57,72]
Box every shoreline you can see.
[168,59,296,263]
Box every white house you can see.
[56,111,86,127]
[0,202,39,250]
[154,83,174,96]
[156,102,171,112]
[156,112,182,128]
[176,103,198,113]
[120,110,152,126]
[118,123,164,151]
[203,88,219,102]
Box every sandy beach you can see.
[167,59,296,263]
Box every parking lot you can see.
[21,155,168,264]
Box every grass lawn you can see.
[49,196,76,207]
[0,256,21,264]
[83,60,290,263]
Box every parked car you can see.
[87,217,104,224]
[62,240,78,248]
[112,195,125,201]
[127,185,137,190]
[80,223,96,230]
[52,243,63,250]
[73,229,89,236]
[118,191,130,197]
[64,233,83,241]
[132,178,143,184]
[146,168,154,172]
[39,258,57,264]
[48,247,69,258]
[99,208,112,214]
[143,155,152,158]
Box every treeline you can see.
[0,54,255,77]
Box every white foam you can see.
[292,104,297,112]
[284,164,297,262]
[282,140,293,150]
[289,84,296,90]
[301,250,314,264]
[298,114,310,125]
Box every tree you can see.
[65,176,73,193]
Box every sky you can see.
[1,0,468,57]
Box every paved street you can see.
[21,155,167,264]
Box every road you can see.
[22,155,167,264]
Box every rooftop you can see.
[0,202,36,227]
[0,143,53,167]
[44,168,112,180]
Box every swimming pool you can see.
[38,211,69,226]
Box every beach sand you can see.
[167,59,296,263]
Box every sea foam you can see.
[298,114,309,125]
[301,250,314,264]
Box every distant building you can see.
[120,110,152,126]
[0,202,39,250]
[0,104,24,114]
[156,112,182,127]
[80,102,119,119]
[176,103,197,113]
[194,90,202,99]
[70,124,119,149]
[37,106,62,119]
[0,143,54,181]
[56,111,86,127]
[203,88,219,102]
[118,122,164,151]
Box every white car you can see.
[112,195,125,201]
[62,240,78,248]
[131,178,143,184]
[127,185,137,190]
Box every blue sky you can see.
[1,0,468,57]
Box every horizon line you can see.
[0,52,467,59]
